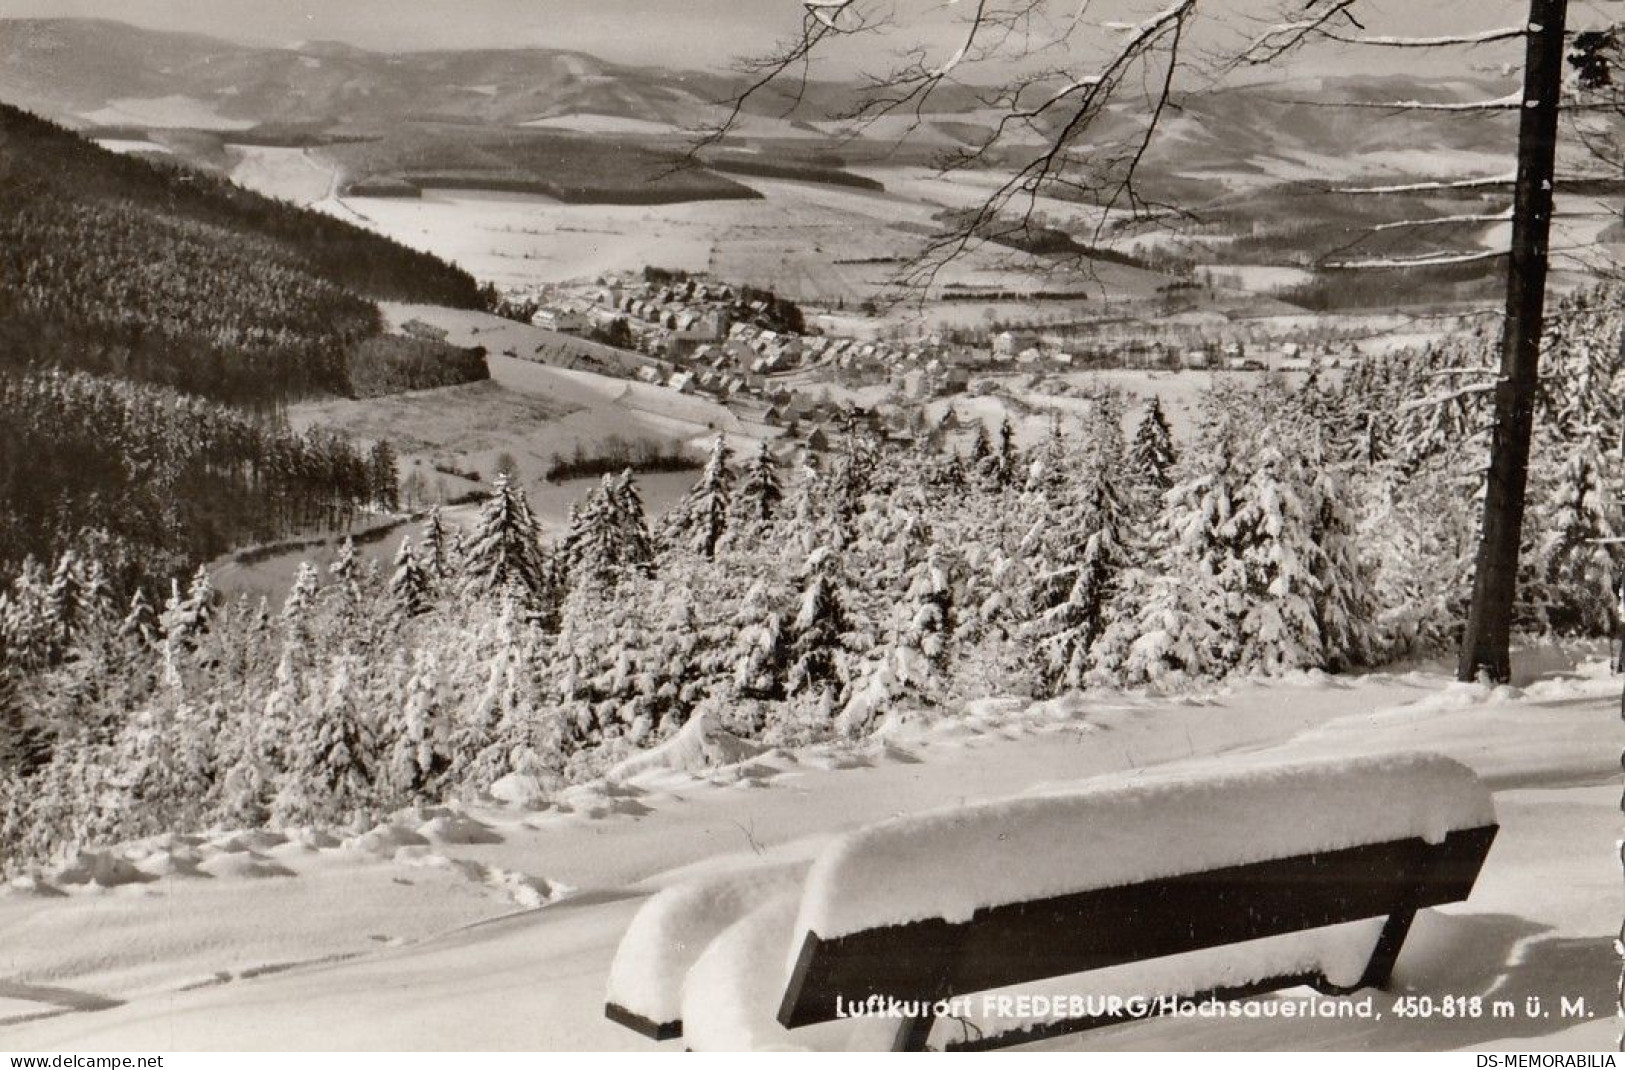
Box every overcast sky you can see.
[0,0,1613,76]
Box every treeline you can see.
[937,288,1095,303]
[346,335,490,399]
[0,106,483,310]
[0,105,487,606]
[545,437,699,482]
[699,153,886,192]
[326,124,762,207]
[0,369,394,597]
[1280,257,1506,313]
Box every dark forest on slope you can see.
[0,105,489,596]
[0,104,491,403]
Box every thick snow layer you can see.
[418,814,503,845]
[618,754,1490,1050]
[1,874,66,898]
[487,772,550,809]
[54,851,157,889]
[607,861,809,1027]
[208,830,287,853]
[604,711,766,784]
[796,752,1493,940]
[343,823,431,856]
[677,892,896,1053]
[394,848,571,909]
[679,892,805,1052]
[133,846,210,879]
[195,852,296,881]
[552,782,654,819]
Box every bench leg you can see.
[1314,908,1418,996]
[892,1013,936,1052]
[1357,907,1418,990]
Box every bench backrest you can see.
[777,752,1496,1030]
[777,824,1496,1029]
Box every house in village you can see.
[533,307,591,334]
[727,396,775,426]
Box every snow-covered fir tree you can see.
[463,473,555,613]
[566,470,656,589]
[736,441,783,528]
[273,654,378,824]
[786,546,852,705]
[329,537,368,613]
[388,537,434,620]
[42,551,84,656]
[1099,420,1244,685]
[988,417,1020,489]
[420,506,455,579]
[1030,461,1130,693]
[1128,396,1177,497]
[727,578,792,705]
[1527,439,1623,635]
[385,647,448,801]
[670,434,734,558]
[120,587,158,647]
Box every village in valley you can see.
[465,267,1376,460]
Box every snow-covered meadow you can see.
[1,651,1614,1050]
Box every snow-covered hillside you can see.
[1,650,1614,1051]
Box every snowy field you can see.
[279,171,1174,322]
[1,649,1615,1050]
[77,94,254,131]
[225,146,337,208]
[221,301,756,601]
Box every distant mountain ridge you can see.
[0,17,832,133]
[0,16,1521,167]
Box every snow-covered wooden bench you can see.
[604,752,1497,1051]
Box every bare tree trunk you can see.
[1457,0,1569,683]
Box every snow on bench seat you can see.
[794,752,1492,942]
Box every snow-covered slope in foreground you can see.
[1,654,1617,1051]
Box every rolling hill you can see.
[0,17,1539,181]
[4,17,1617,306]
[0,101,487,404]
[0,18,879,140]
[0,101,495,597]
